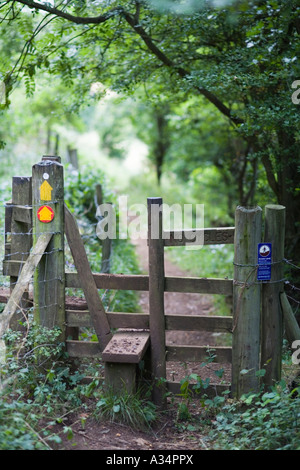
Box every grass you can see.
[94,387,157,430]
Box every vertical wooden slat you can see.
[147,197,167,408]
[261,204,285,386]
[232,206,262,398]
[64,204,112,350]
[32,157,65,340]
[9,176,32,330]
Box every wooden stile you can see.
[3,159,290,401]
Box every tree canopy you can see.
[0,0,299,251]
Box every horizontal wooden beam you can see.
[165,276,233,295]
[66,309,232,333]
[66,272,149,291]
[4,263,233,296]
[66,340,101,358]
[12,205,32,225]
[163,227,235,246]
[66,341,232,364]
[65,272,233,295]
[66,310,150,329]
[166,345,232,363]
[3,260,25,277]
[165,314,232,332]
[166,381,230,398]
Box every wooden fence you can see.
[1,157,289,407]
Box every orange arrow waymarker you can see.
[37,205,55,223]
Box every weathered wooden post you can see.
[32,156,65,340]
[147,197,167,408]
[8,176,32,330]
[261,204,285,387]
[232,206,262,398]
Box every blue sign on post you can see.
[257,243,272,281]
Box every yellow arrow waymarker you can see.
[40,180,53,201]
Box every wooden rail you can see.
[65,310,232,332]
[163,227,235,246]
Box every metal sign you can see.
[37,205,54,223]
[257,243,272,281]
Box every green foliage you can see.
[210,382,300,450]
[64,164,141,313]
[0,322,84,450]
[175,350,228,423]
[1,0,299,256]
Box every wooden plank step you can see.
[102,331,150,364]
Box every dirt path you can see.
[132,236,217,347]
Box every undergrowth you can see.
[1,320,300,450]
[1,165,300,450]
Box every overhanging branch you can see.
[12,0,121,24]
[123,11,243,126]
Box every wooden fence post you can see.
[32,157,65,341]
[147,197,167,409]
[9,176,32,330]
[232,206,262,398]
[261,204,286,387]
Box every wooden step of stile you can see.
[102,330,150,394]
[102,330,150,364]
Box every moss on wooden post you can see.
[9,176,32,330]
[261,204,286,387]
[32,157,65,341]
[232,206,262,398]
